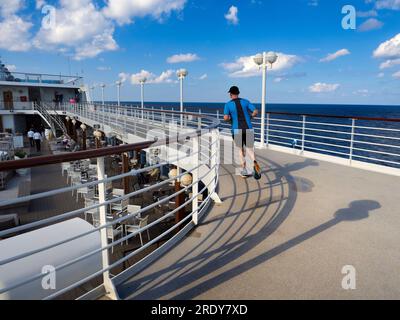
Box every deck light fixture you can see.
[139,77,147,119]
[253,51,278,147]
[100,84,106,105]
[177,69,188,125]
[116,80,122,107]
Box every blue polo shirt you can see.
[224,98,256,134]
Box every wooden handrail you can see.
[0,141,155,172]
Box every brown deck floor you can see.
[21,141,84,225]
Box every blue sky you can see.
[0,0,400,105]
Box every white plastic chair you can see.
[125,215,150,246]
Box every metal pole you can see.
[117,84,121,107]
[266,113,270,146]
[141,82,144,120]
[96,156,118,299]
[192,134,199,225]
[301,115,306,153]
[180,76,184,127]
[349,119,355,164]
[101,86,105,106]
[260,51,267,148]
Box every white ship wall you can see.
[1,115,26,134]
[40,87,77,103]
[0,87,29,106]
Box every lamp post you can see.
[116,80,122,107]
[65,116,70,136]
[94,129,102,149]
[89,85,96,103]
[139,77,146,119]
[253,51,278,148]
[177,68,188,126]
[71,118,77,141]
[80,123,87,150]
[100,84,106,105]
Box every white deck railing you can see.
[0,105,220,300]
[199,110,400,174]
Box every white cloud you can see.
[118,72,130,83]
[0,0,24,17]
[358,18,383,32]
[320,49,350,62]
[199,74,207,80]
[220,53,300,78]
[225,6,239,25]
[308,0,319,6]
[357,10,378,17]
[0,0,32,52]
[97,66,111,71]
[34,0,118,60]
[393,70,400,78]
[374,0,400,10]
[130,69,176,84]
[379,58,400,69]
[103,0,187,25]
[0,15,32,51]
[373,33,400,59]
[167,53,200,64]
[353,89,369,96]
[273,72,307,83]
[378,72,385,77]
[36,0,46,9]
[5,64,16,72]
[309,82,340,93]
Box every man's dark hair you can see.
[228,86,240,95]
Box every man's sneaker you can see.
[253,161,262,180]
[240,168,248,178]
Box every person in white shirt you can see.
[27,128,34,147]
[33,131,42,152]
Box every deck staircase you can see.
[34,102,68,138]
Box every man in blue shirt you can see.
[224,86,262,179]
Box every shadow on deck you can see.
[117,149,400,300]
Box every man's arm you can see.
[248,101,258,118]
[223,103,231,122]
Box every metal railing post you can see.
[134,109,137,134]
[349,118,355,164]
[211,128,222,204]
[301,115,306,153]
[198,110,202,130]
[192,134,199,225]
[124,108,127,133]
[96,156,118,300]
[266,113,270,146]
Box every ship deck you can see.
[117,148,400,300]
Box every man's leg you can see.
[245,130,262,177]
[35,140,40,152]
[233,131,247,177]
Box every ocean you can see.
[118,102,400,119]
[109,102,400,169]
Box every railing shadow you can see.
[170,199,381,299]
[118,156,322,299]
